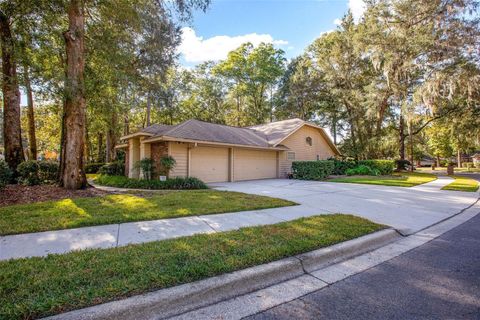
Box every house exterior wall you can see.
[125,146,129,176]
[168,142,189,178]
[278,126,336,178]
[151,142,168,177]
[128,138,140,178]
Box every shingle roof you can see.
[140,124,174,135]
[151,119,271,147]
[128,118,337,154]
[249,118,305,146]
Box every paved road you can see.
[246,211,480,320]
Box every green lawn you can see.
[328,172,437,187]
[441,176,479,192]
[0,214,383,320]
[0,190,296,235]
[416,166,480,173]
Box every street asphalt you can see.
[246,209,480,320]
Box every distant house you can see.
[118,118,340,183]
[472,153,480,165]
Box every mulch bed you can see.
[0,184,109,207]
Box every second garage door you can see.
[190,146,229,183]
[234,149,277,181]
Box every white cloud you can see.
[348,0,366,22]
[178,27,289,63]
[333,18,342,26]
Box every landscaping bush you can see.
[292,160,334,180]
[135,158,155,180]
[461,162,474,169]
[160,155,176,176]
[17,160,58,185]
[95,175,208,190]
[99,161,125,176]
[358,160,395,175]
[329,158,357,175]
[395,159,411,170]
[346,165,380,176]
[0,160,12,188]
[85,163,105,174]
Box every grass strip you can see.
[0,214,383,320]
[441,176,479,192]
[328,172,437,187]
[0,190,295,235]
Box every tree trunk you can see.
[106,112,117,162]
[436,155,441,167]
[23,65,37,160]
[457,149,462,168]
[409,120,414,172]
[85,117,91,163]
[146,93,151,127]
[59,0,87,189]
[97,132,104,162]
[124,114,129,135]
[0,11,24,176]
[398,113,405,160]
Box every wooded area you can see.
[0,0,479,189]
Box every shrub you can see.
[358,160,395,175]
[135,158,155,180]
[395,159,411,170]
[329,158,357,175]
[292,160,334,180]
[38,161,59,182]
[95,175,208,190]
[475,162,480,169]
[0,160,12,188]
[346,165,380,176]
[160,155,176,176]
[461,162,473,169]
[85,163,105,174]
[99,161,125,176]
[17,160,58,185]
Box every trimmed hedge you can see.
[346,165,380,176]
[330,158,357,175]
[17,160,58,185]
[99,161,125,176]
[95,175,208,190]
[358,160,395,175]
[292,160,334,180]
[85,163,105,174]
[0,160,12,188]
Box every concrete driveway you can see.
[211,177,479,235]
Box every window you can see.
[306,136,313,146]
[287,152,295,161]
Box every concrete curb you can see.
[298,229,401,272]
[45,229,400,320]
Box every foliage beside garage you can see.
[292,160,334,180]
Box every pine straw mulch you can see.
[0,184,110,207]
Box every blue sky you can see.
[178,0,365,66]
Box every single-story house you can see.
[472,153,480,165]
[118,118,340,183]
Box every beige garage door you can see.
[234,149,277,181]
[190,146,229,183]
